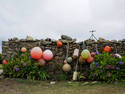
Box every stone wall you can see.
[2,36,125,80]
[2,38,125,58]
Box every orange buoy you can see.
[30,47,43,60]
[104,46,111,53]
[87,56,94,64]
[21,47,27,52]
[57,41,63,47]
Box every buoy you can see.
[21,47,27,52]
[81,49,90,59]
[57,41,63,47]
[78,56,86,64]
[73,49,79,59]
[43,49,53,61]
[66,57,72,63]
[62,63,71,72]
[104,46,111,53]
[87,56,94,64]
[30,47,43,60]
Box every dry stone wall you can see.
[2,38,125,59]
[2,36,125,80]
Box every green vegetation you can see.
[3,52,50,80]
[89,52,125,83]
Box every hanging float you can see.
[81,49,90,59]
[66,57,72,63]
[43,49,53,61]
[57,41,63,47]
[21,47,27,52]
[78,56,86,64]
[91,52,95,57]
[73,48,79,59]
[62,63,71,72]
[87,56,94,63]
[30,47,43,60]
[104,46,111,53]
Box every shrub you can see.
[3,52,50,80]
[89,52,125,83]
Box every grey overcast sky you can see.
[0,0,125,52]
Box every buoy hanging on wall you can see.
[91,52,95,57]
[62,63,71,72]
[21,47,27,52]
[57,41,63,47]
[30,47,43,60]
[78,56,86,64]
[43,49,53,61]
[104,46,111,53]
[73,49,79,59]
[66,57,72,63]
[87,56,94,63]
[81,49,90,59]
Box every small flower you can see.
[23,63,27,67]
[100,70,103,73]
[112,54,117,57]
[93,73,96,77]
[20,61,23,64]
[96,52,100,55]
[119,62,124,65]
[97,65,100,68]
[15,68,20,72]
[111,65,115,70]
[107,72,112,78]
[116,67,120,70]
[95,62,99,66]
[105,65,111,69]
[21,54,25,57]
[29,56,32,59]
[13,65,20,71]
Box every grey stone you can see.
[61,35,72,41]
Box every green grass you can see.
[0,79,125,94]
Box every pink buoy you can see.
[91,52,95,57]
[30,47,43,60]
[43,49,53,61]
[3,60,8,65]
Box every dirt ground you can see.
[0,79,125,94]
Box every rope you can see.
[95,44,99,53]
[82,41,86,50]
[65,42,69,59]
[114,44,117,53]
[75,45,80,71]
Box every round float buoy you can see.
[62,63,71,72]
[57,41,63,47]
[66,57,72,63]
[87,56,94,64]
[30,47,43,60]
[81,49,90,59]
[21,47,27,52]
[43,49,53,61]
[104,46,111,53]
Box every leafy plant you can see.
[3,52,50,80]
[89,52,125,83]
